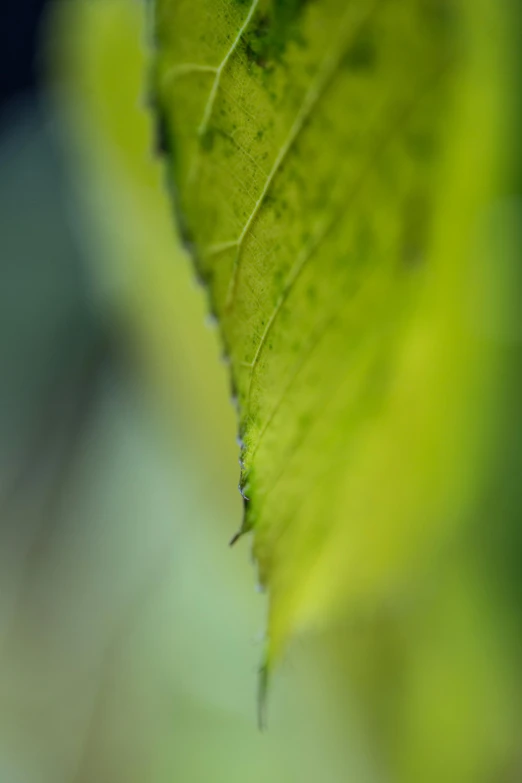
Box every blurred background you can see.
[1,1,521,782]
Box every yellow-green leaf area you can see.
[154,0,514,662]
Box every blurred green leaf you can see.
[153,0,516,666]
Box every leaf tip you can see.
[229,530,242,547]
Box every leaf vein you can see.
[224,1,382,310]
[198,0,260,138]
[244,55,450,411]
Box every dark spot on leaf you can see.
[200,127,215,151]
[243,0,312,66]
[343,26,376,71]
[406,130,436,161]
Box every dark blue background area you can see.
[0,0,49,112]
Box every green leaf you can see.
[153,0,515,668]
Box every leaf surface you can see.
[153,0,514,664]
